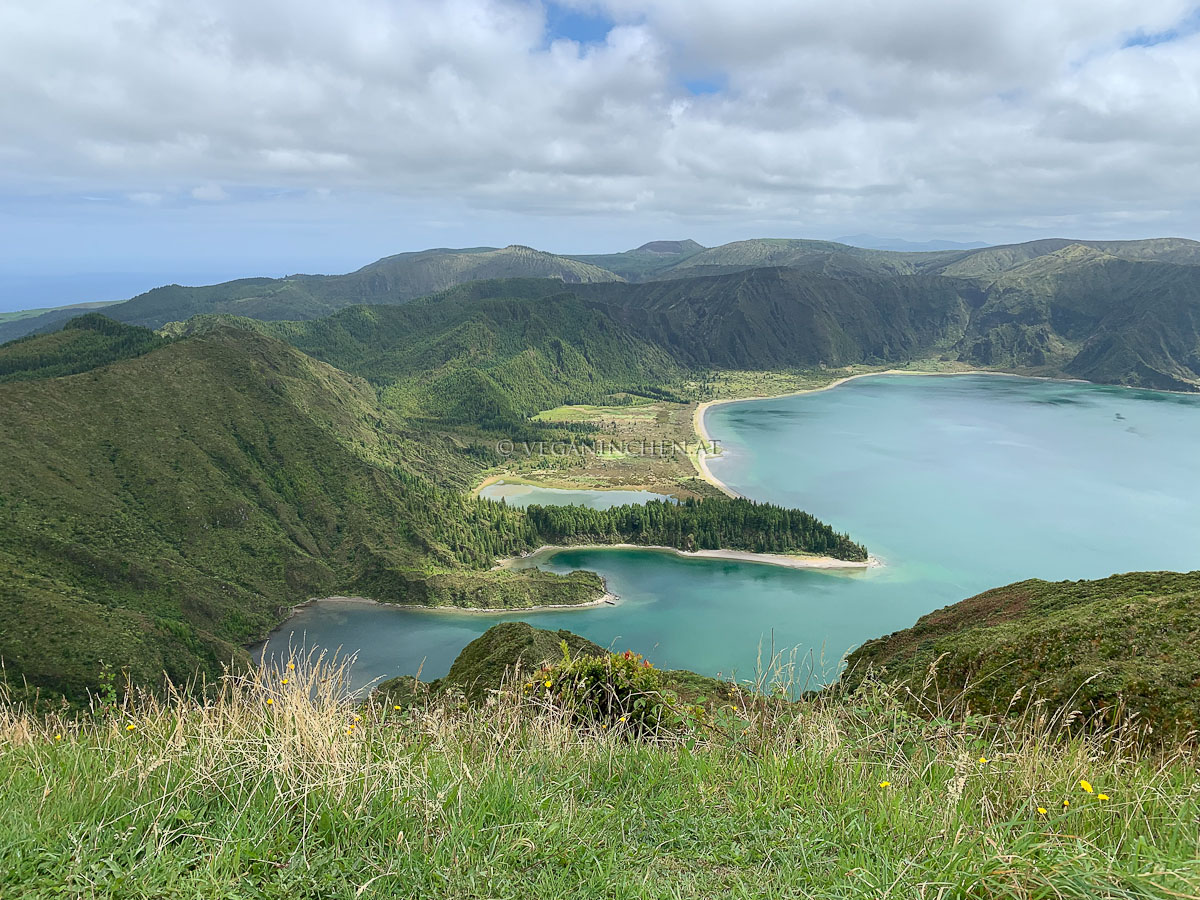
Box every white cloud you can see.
[128,191,164,206]
[0,0,1198,243]
[191,184,228,201]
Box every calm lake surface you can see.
[262,375,1200,691]
[478,481,673,508]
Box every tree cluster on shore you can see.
[522,498,868,561]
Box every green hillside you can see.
[936,237,1200,277]
[843,570,1200,734]
[0,315,861,698]
[567,239,707,280]
[0,326,608,697]
[656,237,961,279]
[0,313,166,382]
[377,621,608,703]
[254,286,684,429]
[574,268,980,369]
[0,299,118,326]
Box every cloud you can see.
[0,0,1198,244]
[191,184,229,201]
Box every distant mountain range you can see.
[834,234,990,252]
[6,236,1200,359]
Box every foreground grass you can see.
[2,662,1199,898]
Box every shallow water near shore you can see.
[261,374,1200,692]
[477,481,674,509]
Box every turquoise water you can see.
[261,375,1200,692]
[478,481,673,509]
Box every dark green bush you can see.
[529,647,670,734]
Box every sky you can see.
[2,0,1199,310]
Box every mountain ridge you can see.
[6,235,1200,344]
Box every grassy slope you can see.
[0,313,167,383]
[0,327,607,698]
[0,299,118,325]
[2,657,1197,898]
[566,239,707,280]
[256,288,685,427]
[844,570,1200,733]
[576,268,983,369]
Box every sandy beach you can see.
[494,543,871,572]
[277,591,622,624]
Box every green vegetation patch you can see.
[3,655,1198,898]
[0,313,167,382]
[844,570,1200,734]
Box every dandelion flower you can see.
[54,734,62,742]
[353,714,361,722]
[1080,780,1094,794]
[544,680,552,688]
[393,705,401,711]
[266,698,274,705]
[125,723,136,732]
[978,756,988,764]
[1098,794,1110,801]
[288,662,295,671]
[345,728,353,735]
[1062,799,1070,808]
[1037,807,1048,816]
[619,716,628,723]
[878,781,891,789]
[281,678,289,685]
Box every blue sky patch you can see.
[1122,6,1200,47]
[683,75,726,96]
[544,2,613,45]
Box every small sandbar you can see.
[494,543,876,572]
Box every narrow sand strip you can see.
[493,543,871,572]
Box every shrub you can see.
[529,647,671,734]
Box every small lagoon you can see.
[477,481,674,509]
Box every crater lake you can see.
[261,374,1200,692]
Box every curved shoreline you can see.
[494,543,872,572]
[267,589,622,629]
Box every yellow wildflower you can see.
[125,723,136,731]
[1080,780,1094,794]
[393,705,402,711]
[347,723,355,730]
[619,716,628,723]
[266,698,274,705]
[353,714,361,722]
[281,678,289,685]
[287,662,295,671]
[978,756,988,764]
[878,781,891,789]
[1037,807,1048,816]
[1098,794,1110,801]
[544,680,552,688]
[54,734,62,742]
[1062,799,1070,808]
